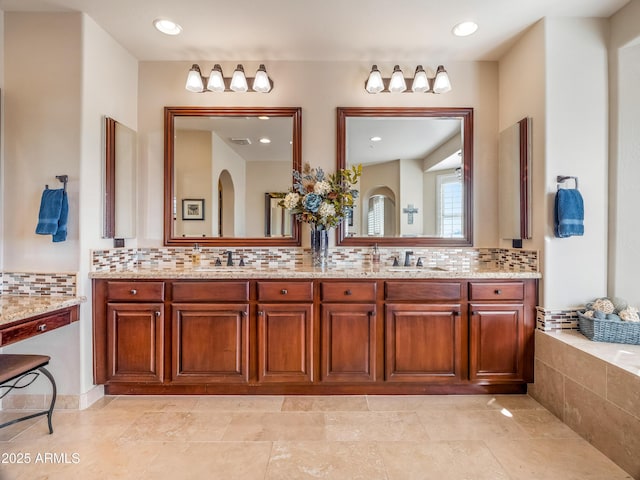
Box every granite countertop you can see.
[0,295,86,329]
[89,264,541,280]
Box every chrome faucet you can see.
[404,251,414,267]
[226,250,234,266]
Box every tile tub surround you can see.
[528,330,640,479]
[0,394,631,479]
[536,307,580,331]
[91,246,539,273]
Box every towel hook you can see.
[46,175,68,191]
[556,175,578,190]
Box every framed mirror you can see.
[499,117,531,241]
[164,106,302,246]
[336,107,473,247]
[104,116,137,239]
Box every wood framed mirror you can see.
[336,107,473,247]
[164,106,302,246]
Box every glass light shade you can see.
[185,64,204,93]
[230,64,248,92]
[411,65,429,93]
[365,65,384,93]
[433,65,452,93]
[252,64,272,93]
[388,65,406,93]
[206,64,225,92]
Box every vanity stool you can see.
[0,354,57,434]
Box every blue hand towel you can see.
[35,188,68,242]
[554,188,584,238]
[52,190,68,243]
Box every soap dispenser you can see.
[371,243,381,265]
[191,243,202,266]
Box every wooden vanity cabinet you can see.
[468,281,536,383]
[319,281,378,383]
[170,281,249,384]
[100,281,165,384]
[256,281,314,383]
[384,281,466,383]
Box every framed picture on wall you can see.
[182,199,204,220]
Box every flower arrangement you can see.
[280,163,362,229]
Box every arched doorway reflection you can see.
[365,186,396,237]
[218,170,235,237]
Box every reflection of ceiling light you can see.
[258,116,270,120]
[259,137,271,144]
[153,18,182,35]
[452,21,478,37]
[370,136,382,142]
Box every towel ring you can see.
[45,175,68,192]
[556,175,578,190]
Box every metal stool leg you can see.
[38,366,57,434]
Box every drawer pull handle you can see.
[495,289,502,295]
[345,289,352,296]
[130,289,137,295]
[280,289,288,295]
[37,324,47,332]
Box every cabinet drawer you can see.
[106,281,165,302]
[1,310,72,346]
[385,281,462,301]
[469,282,524,301]
[321,282,377,302]
[172,281,249,302]
[257,281,313,302]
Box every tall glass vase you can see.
[309,225,329,268]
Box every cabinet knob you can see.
[258,311,264,316]
[155,311,161,317]
[495,289,502,295]
[130,289,137,295]
[37,324,47,332]
[280,289,288,295]
[345,289,352,296]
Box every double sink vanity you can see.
[91,264,538,395]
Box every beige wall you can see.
[1,13,138,398]
[499,18,609,308]
[609,0,640,308]
[137,60,499,247]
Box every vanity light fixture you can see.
[185,63,273,93]
[365,64,451,94]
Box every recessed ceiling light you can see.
[452,21,478,37]
[370,136,382,142]
[259,137,271,144]
[153,18,182,36]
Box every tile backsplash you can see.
[91,246,539,273]
[1,272,77,296]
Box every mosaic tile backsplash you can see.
[91,246,539,273]
[1,272,77,296]
[536,307,579,331]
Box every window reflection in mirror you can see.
[164,107,301,246]
[104,117,137,239]
[337,107,473,247]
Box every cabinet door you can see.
[257,303,313,383]
[106,303,164,383]
[320,304,376,382]
[385,304,464,383]
[469,304,525,382]
[171,304,249,383]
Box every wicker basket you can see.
[578,311,640,345]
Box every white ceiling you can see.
[0,0,630,62]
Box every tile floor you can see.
[0,394,633,480]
